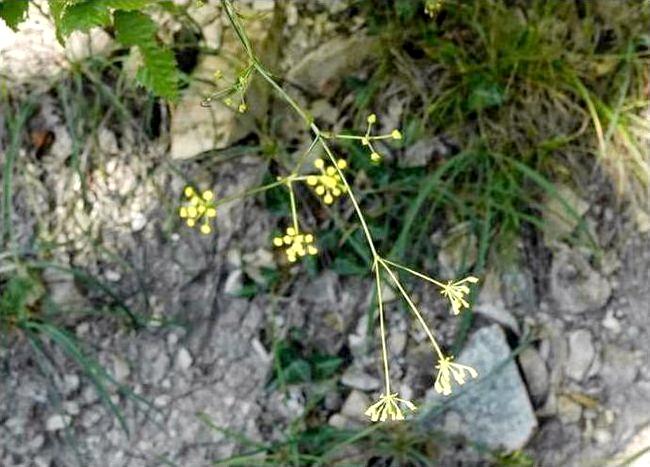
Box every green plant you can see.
[0,0,180,99]
[353,0,649,262]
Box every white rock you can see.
[63,374,80,395]
[223,269,243,295]
[46,414,71,431]
[65,28,114,62]
[614,424,650,465]
[566,329,595,381]
[602,309,621,334]
[113,356,131,383]
[64,401,80,416]
[104,269,121,282]
[176,347,193,371]
[130,212,147,232]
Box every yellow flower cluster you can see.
[365,393,416,422]
[440,276,480,315]
[179,186,217,235]
[273,227,318,262]
[425,0,444,18]
[334,114,402,163]
[361,114,402,163]
[434,356,478,395]
[306,158,348,205]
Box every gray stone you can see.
[65,28,114,63]
[423,325,537,451]
[169,11,274,160]
[543,184,590,244]
[341,367,380,391]
[437,223,478,279]
[557,395,582,424]
[399,138,435,168]
[287,35,378,97]
[175,347,194,371]
[340,390,371,421]
[63,374,80,395]
[112,356,130,383]
[566,329,595,381]
[549,247,611,313]
[45,414,70,431]
[223,269,243,295]
[518,347,549,404]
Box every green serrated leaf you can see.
[0,0,29,31]
[59,0,111,37]
[136,44,179,100]
[105,0,153,10]
[114,10,179,99]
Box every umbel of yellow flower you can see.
[358,114,402,163]
[434,356,478,396]
[273,227,318,262]
[306,158,348,205]
[179,186,217,235]
[365,393,417,422]
[439,276,479,315]
[425,0,443,18]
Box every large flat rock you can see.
[422,324,537,451]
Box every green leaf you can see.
[114,10,179,99]
[113,9,155,45]
[136,44,180,100]
[0,0,29,31]
[105,0,153,10]
[283,358,312,384]
[466,73,505,111]
[59,0,111,37]
[311,354,343,380]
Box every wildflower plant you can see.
[190,0,480,421]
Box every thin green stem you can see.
[382,258,446,288]
[287,181,299,232]
[333,134,364,140]
[379,260,445,360]
[253,62,311,124]
[317,135,379,259]
[221,0,379,263]
[374,263,391,394]
[292,136,320,174]
[213,177,289,208]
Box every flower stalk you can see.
[215,0,480,421]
